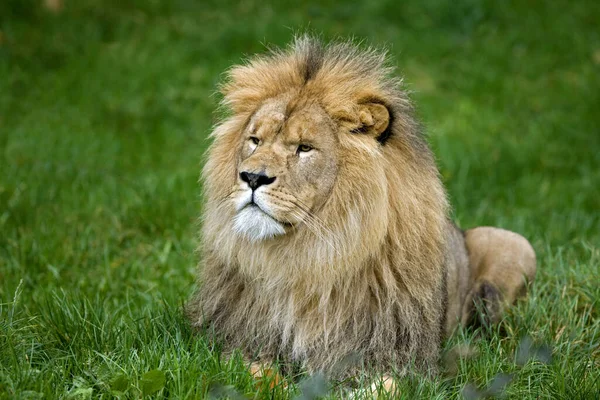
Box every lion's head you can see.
[231,93,394,240]
[202,37,448,288]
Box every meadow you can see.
[1,0,599,398]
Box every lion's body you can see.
[186,37,536,378]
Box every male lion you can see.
[186,37,536,386]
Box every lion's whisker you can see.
[289,207,343,260]
[288,199,344,252]
[290,210,339,260]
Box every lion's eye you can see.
[297,144,313,154]
[249,137,260,146]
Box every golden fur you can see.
[186,36,536,379]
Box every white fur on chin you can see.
[233,206,286,242]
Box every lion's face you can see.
[231,98,339,241]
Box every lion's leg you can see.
[370,375,398,398]
[461,227,536,328]
[248,360,286,388]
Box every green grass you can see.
[1,0,599,398]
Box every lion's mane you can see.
[187,36,450,376]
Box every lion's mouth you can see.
[246,201,260,210]
[244,203,293,227]
[243,202,266,215]
[233,201,293,242]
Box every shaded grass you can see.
[1,0,599,398]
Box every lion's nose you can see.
[239,171,276,190]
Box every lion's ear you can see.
[354,103,390,140]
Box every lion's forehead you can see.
[251,99,332,143]
[250,114,284,135]
[252,100,286,126]
[286,110,330,142]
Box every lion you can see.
[186,36,536,387]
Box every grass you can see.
[1,0,599,398]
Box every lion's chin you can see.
[232,205,286,242]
